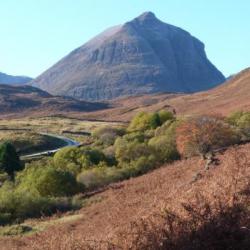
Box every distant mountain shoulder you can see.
[0,84,108,118]
[31,11,225,101]
[0,72,32,85]
[65,68,250,122]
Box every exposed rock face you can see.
[31,12,225,101]
[0,72,32,85]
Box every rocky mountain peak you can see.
[31,12,225,101]
[135,11,157,22]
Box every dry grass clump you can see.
[112,148,250,249]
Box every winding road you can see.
[21,133,81,160]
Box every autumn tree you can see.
[176,115,238,158]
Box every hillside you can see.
[31,12,225,101]
[0,72,32,85]
[168,67,250,115]
[75,68,250,121]
[2,68,249,121]
[2,143,249,249]
[0,84,107,117]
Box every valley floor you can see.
[1,143,250,249]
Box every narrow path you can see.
[21,133,81,159]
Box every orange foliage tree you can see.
[176,115,238,158]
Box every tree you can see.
[176,116,238,158]
[149,113,161,129]
[114,138,152,163]
[53,146,106,175]
[0,142,22,179]
[148,136,180,163]
[127,112,151,132]
[158,110,175,124]
[128,112,164,132]
[17,165,80,197]
[92,126,126,146]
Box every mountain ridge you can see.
[31,12,225,101]
[0,72,32,85]
[0,84,108,117]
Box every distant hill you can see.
[0,72,32,85]
[0,84,108,117]
[168,67,250,115]
[31,11,225,101]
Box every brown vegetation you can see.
[176,115,238,158]
[1,143,249,249]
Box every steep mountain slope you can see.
[68,68,250,121]
[0,72,32,85]
[0,84,107,117]
[31,12,225,101]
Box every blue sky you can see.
[0,0,249,77]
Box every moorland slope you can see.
[0,84,108,117]
[1,143,249,249]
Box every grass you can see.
[0,117,124,157]
[0,195,103,237]
[0,131,66,155]
[0,117,123,135]
[0,117,124,149]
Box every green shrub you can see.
[16,165,81,197]
[158,110,175,124]
[227,111,250,140]
[0,224,33,236]
[53,146,106,175]
[128,112,161,132]
[77,155,157,191]
[149,113,161,129]
[103,146,117,166]
[0,180,82,225]
[122,131,145,143]
[114,138,152,163]
[227,111,245,126]
[155,119,179,137]
[128,111,175,132]
[92,126,126,146]
[128,155,157,176]
[148,136,180,163]
[77,167,119,190]
[0,183,52,224]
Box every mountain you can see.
[0,84,107,117]
[0,72,32,85]
[31,12,225,101]
[69,68,250,121]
